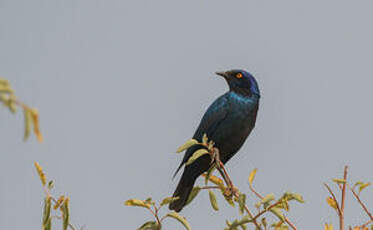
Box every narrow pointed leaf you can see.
[137,221,158,230]
[23,109,32,141]
[61,198,70,230]
[176,139,198,153]
[248,168,257,185]
[185,149,209,165]
[34,162,46,186]
[202,133,208,145]
[204,166,216,185]
[359,182,371,194]
[270,207,285,222]
[160,197,179,207]
[124,199,151,209]
[165,212,191,230]
[326,197,338,210]
[186,186,201,205]
[202,173,224,187]
[30,108,43,142]
[332,178,346,184]
[238,193,246,215]
[208,190,219,211]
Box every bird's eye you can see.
[236,73,243,79]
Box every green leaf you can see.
[160,197,179,207]
[176,139,199,153]
[260,193,275,208]
[165,212,191,230]
[124,199,151,209]
[185,149,209,165]
[61,198,70,230]
[226,216,252,230]
[208,190,219,211]
[353,181,364,189]
[248,168,257,185]
[42,197,52,230]
[204,166,216,185]
[332,178,346,185]
[137,221,158,230]
[186,187,201,205]
[202,133,208,145]
[359,182,371,194]
[238,193,246,215]
[291,193,305,203]
[270,207,285,222]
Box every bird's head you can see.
[216,69,260,97]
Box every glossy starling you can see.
[169,69,260,212]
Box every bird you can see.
[169,69,260,212]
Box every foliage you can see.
[324,166,373,230]
[2,78,372,230]
[34,162,80,230]
[126,135,304,230]
[0,78,43,142]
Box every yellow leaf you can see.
[208,190,219,211]
[24,108,32,141]
[260,193,275,207]
[124,199,151,209]
[165,212,191,230]
[325,223,334,230]
[185,149,209,165]
[186,187,201,205]
[30,108,43,142]
[34,162,47,186]
[202,133,208,145]
[326,197,338,210]
[160,197,179,207]
[238,193,246,215]
[176,139,198,153]
[202,173,224,187]
[359,183,371,194]
[248,168,257,185]
[332,178,346,184]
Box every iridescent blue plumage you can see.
[169,69,260,212]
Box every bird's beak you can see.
[215,71,228,78]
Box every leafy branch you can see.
[126,135,304,230]
[34,162,81,230]
[324,166,372,230]
[0,78,43,142]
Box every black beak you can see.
[215,71,228,78]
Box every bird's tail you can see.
[169,170,198,212]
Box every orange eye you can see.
[236,73,243,79]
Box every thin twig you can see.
[149,206,162,229]
[200,186,221,190]
[348,184,373,222]
[340,166,348,230]
[212,148,261,230]
[51,215,78,230]
[249,183,263,199]
[324,183,342,217]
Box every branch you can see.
[340,166,348,230]
[348,184,373,223]
[324,183,342,217]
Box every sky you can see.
[1,0,372,229]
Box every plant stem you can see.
[340,166,348,230]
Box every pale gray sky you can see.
[1,0,372,229]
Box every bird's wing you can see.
[173,94,230,178]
